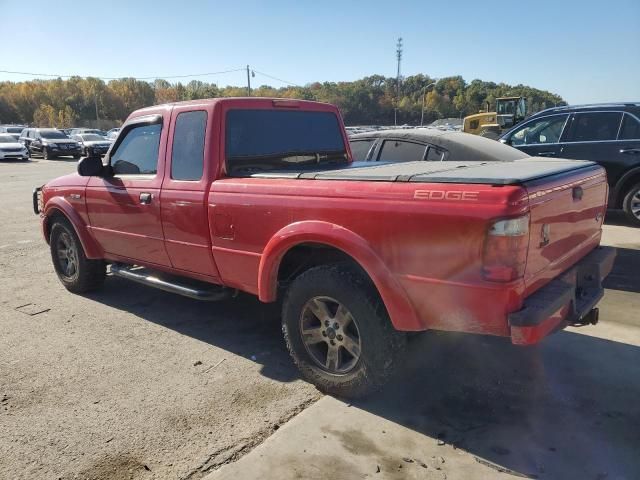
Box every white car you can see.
[0,133,29,161]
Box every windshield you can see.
[41,130,69,139]
[497,100,517,115]
[0,136,18,143]
[81,134,104,141]
[225,109,347,175]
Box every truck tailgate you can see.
[523,163,608,294]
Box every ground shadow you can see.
[604,246,640,293]
[354,330,640,479]
[604,209,637,227]
[86,277,299,383]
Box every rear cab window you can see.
[225,109,347,175]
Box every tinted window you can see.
[378,140,427,162]
[509,115,568,146]
[226,110,347,173]
[111,123,161,175]
[40,130,68,139]
[6,127,23,134]
[426,146,446,161]
[349,139,375,161]
[171,110,207,181]
[571,112,622,142]
[619,114,640,140]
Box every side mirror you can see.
[77,155,106,177]
[499,138,511,146]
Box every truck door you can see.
[160,106,221,279]
[85,114,172,266]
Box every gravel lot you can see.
[1,158,638,480]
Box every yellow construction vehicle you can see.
[462,96,527,139]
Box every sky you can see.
[1,0,639,104]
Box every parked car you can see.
[70,133,113,157]
[106,127,121,140]
[0,125,27,136]
[33,98,614,397]
[0,133,29,161]
[349,128,528,163]
[500,102,640,225]
[69,128,108,138]
[20,128,82,160]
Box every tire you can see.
[622,182,640,227]
[282,264,406,398]
[74,154,81,160]
[43,147,53,160]
[50,219,106,293]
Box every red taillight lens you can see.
[482,215,530,282]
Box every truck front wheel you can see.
[50,219,106,293]
[282,264,406,398]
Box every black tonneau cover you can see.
[245,159,598,186]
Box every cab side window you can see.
[171,111,207,181]
[570,112,622,142]
[111,123,161,175]
[509,115,568,146]
[426,146,446,161]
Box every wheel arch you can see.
[612,166,640,208]
[258,221,422,330]
[44,198,103,259]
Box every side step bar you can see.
[110,264,231,302]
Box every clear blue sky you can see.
[1,0,638,104]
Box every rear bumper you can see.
[509,246,616,345]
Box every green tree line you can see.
[0,74,564,128]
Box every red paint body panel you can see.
[37,97,612,345]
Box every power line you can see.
[0,67,246,81]
[251,69,298,86]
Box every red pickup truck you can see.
[34,98,615,397]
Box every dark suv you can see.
[19,128,82,160]
[500,103,640,226]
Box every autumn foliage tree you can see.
[0,74,564,127]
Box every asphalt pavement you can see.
[1,158,638,480]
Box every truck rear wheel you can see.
[622,182,640,227]
[50,219,106,293]
[282,264,406,398]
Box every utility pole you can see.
[246,65,251,96]
[420,82,436,126]
[394,37,403,127]
[94,94,99,128]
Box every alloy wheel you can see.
[299,296,362,374]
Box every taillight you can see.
[482,214,530,282]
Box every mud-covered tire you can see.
[282,264,406,398]
[50,219,106,293]
[622,182,640,227]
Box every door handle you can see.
[139,192,152,204]
[620,148,640,155]
[538,151,557,157]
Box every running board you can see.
[109,264,231,302]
